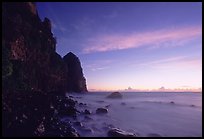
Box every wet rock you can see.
[147,133,162,137]
[60,106,77,116]
[96,108,108,114]
[107,128,137,137]
[170,101,175,104]
[106,92,122,99]
[69,95,74,98]
[84,109,91,115]
[70,131,80,137]
[42,117,80,137]
[79,102,86,106]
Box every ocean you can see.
[64,92,202,137]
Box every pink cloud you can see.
[83,26,201,53]
[130,55,201,70]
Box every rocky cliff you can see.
[63,52,88,92]
[2,2,87,93]
[2,2,88,137]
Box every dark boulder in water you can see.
[84,109,91,115]
[96,108,108,114]
[107,128,137,137]
[106,92,122,99]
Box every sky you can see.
[37,2,202,92]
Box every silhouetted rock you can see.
[79,102,87,106]
[96,108,108,114]
[84,109,91,115]
[107,128,137,137]
[106,92,122,99]
[63,52,88,93]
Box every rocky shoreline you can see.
[2,3,137,137]
[3,90,139,137]
[2,90,80,137]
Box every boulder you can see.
[106,92,122,99]
[84,109,91,115]
[107,128,137,137]
[96,108,108,114]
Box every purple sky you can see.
[37,2,202,91]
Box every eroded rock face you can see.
[2,2,87,137]
[63,52,88,93]
[2,2,66,93]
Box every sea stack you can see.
[63,52,88,93]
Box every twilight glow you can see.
[37,2,202,92]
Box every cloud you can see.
[91,66,110,71]
[83,26,201,53]
[131,55,201,71]
[70,16,95,32]
[179,85,192,88]
[159,86,165,90]
[86,59,113,71]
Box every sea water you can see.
[65,92,202,137]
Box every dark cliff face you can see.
[63,52,88,93]
[2,2,87,137]
[2,2,87,93]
